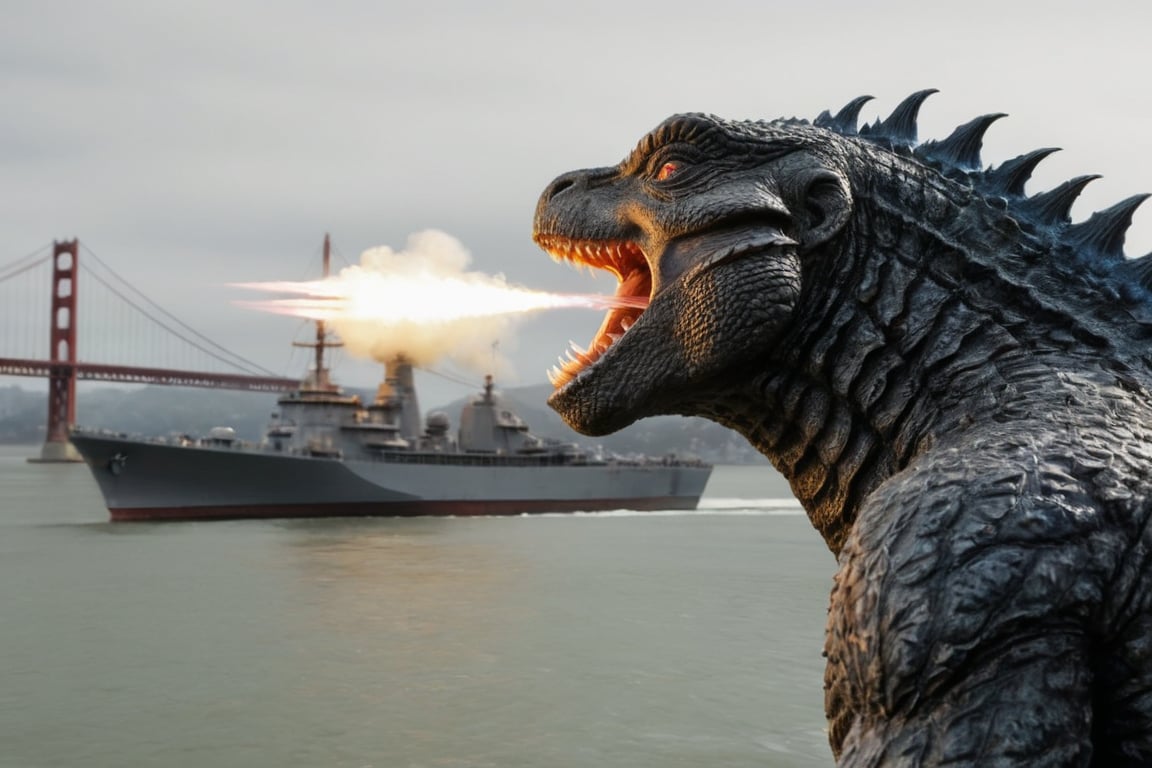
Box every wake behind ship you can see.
[69,238,711,521]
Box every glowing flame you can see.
[233,230,644,376]
[234,276,647,322]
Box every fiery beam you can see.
[229,230,646,378]
[231,276,647,323]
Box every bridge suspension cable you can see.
[0,244,52,284]
[0,249,51,361]
[79,243,280,377]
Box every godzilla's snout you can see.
[533,171,577,231]
[535,168,582,211]
[533,166,624,242]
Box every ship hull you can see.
[70,433,712,521]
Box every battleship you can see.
[69,245,712,522]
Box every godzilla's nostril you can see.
[548,178,575,199]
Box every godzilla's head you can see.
[532,110,857,435]
[535,90,1152,438]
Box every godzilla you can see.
[532,91,1152,766]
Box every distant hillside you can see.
[0,384,276,445]
[0,386,42,443]
[1,382,766,464]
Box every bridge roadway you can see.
[0,357,298,392]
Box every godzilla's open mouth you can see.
[533,234,651,389]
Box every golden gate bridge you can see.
[0,239,299,462]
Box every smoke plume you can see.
[235,229,646,380]
[329,230,522,377]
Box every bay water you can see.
[0,446,837,767]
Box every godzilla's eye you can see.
[656,161,680,181]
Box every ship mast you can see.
[293,233,343,392]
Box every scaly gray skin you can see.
[532,91,1152,766]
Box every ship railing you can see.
[343,449,711,469]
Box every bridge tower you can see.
[32,239,82,463]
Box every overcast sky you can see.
[3,0,1151,408]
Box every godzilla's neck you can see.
[708,177,1088,554]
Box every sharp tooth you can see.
[547,366,560,386]
[621,317,634,332]
[568,341,596,366]
[608,333,622,344]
